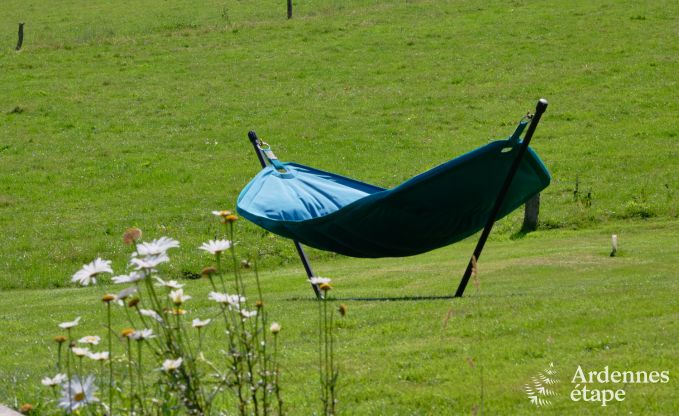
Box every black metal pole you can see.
[454,98,548,297]
[247,131,323,299]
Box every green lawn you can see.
[1,0,678,413]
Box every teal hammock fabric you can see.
[237,128,550,258]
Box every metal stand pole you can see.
[247,131,323,299]
[454,99,548,297]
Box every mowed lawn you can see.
[0,219,677,414]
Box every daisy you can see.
[130,328,155,341]
[59,317,81,330]
[309,277,331,285]
[41,373,67,387]
[78,336,100,345]
[198,239,232,255]
[134,237,180,256]
[87,351,109,361]
[270,322,281,334]
[71,258,113,286]
[139,309,164,323]
[58,375,98,413]
[154,277,184,289]
[240,309,257,319]
[169,288,191,305]
[162,357,183,372]
[130,253,169,270]
[71,347,90,357]
[114,287,138,305]
[208,291,245,306]
[111,271,145,284]
[192,318,211,328]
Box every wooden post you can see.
[521,193,540,232]
[16,23,24,51]
[287,0,292,19]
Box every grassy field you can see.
[1,0,678,289]
[1,219,677,414]
[1,0,678,413]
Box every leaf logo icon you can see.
[524,362,560,407]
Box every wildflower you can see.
[54,335,67,344]
[71,347,90,357]
[58,375,98,413]
[130,253,169,270]
[319,283,332,292]
[121,328,135,338]
[255,300,264,309]
[130,328,155,341]
[167,308,187,315]
[240,309,257,319]
[71,258,113,286]
[59,317,81,330]
[208,291,245,306]
[127,298,140,308]
[41,373,67,387]
[198,239,232,255]
[201,266,217,277]
[134,237,180,256]
[225,214,238,223]
[338,304,348,317]
[122,227,142,245]
[111,271,145,284]
[169,288,191,305]
[154,277,184,289]
[270,322,281,334]
[212,210,233,224]
[162,357,183,372]
[87,351,109,361]
[309,277,331,285]
[192,318,211,328]
[101,294,115,303]
[241,259,251,269]
[78,336,100,345]
[19,404,33,414]
[139,309,163,323]
[115,287,137,303]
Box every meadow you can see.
[0,0,678,413]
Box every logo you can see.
[524,362,560,407]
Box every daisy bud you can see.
[255,300,264,309]
[201,266,217,277]
[128,298,140,308]
[270,322,281,334]
[241,259,251,269]
[102,294,115,303]
[54,335,67,344]
[123,227,142,245]
[338,304,348,317]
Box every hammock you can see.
[237,99,550,298]
[237,123,550,258]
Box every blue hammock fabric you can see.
[237,136,550,258]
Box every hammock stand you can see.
[239,99,549,300]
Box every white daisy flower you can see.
[208,291,245,307]
[58,375,98,413]
[130,253,169,270]
[309,277,331,285]
[240,309,257,319]
[169,288,191,305]
[270,322,281,334]
[154,277,184,289]
[111,271,145,284]
[162,357,183,372]
[114,287,138,305]
[41,373,67,387]
[71,347,90,357]
[134,237,180,256]
[130,328,155,341]
[87,351,109,361]
[198,239,232,255]
[71,258,113,286]
[139,309,163,323]
[192,318,211,328]
[78,336,100,345]
[59,317,81,330]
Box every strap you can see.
[509,120,529,144]
[258,142,287,171]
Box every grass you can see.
[1,0,678,289]
[1,218,677,414]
